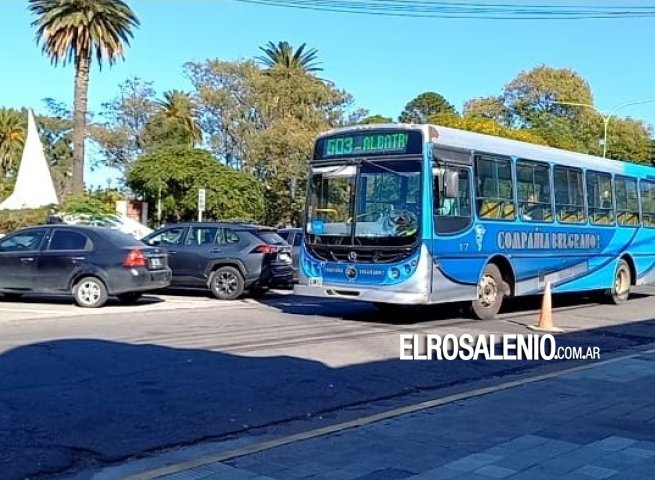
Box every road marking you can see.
[126,345,655,480]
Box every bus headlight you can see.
[390,268,400,279]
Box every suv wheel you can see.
[210,266,245,300]
[73,277,108,308]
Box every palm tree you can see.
[28,0,139,196]
[156,90,202,147]
[0,108,27,178]
[256,41,322,73]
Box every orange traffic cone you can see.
[528,282,563,333]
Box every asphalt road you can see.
[1,288,655,479]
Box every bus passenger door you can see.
[431,163,476,302]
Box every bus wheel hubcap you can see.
[479,276,497,307]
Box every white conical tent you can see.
[0,109,59,210]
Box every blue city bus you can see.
[294,123,655,319]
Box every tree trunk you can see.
[72,54,91,196]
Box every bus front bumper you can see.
[294,284,429,304]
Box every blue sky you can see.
[1,0,654,187]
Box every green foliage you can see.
[91,77,158,172]
[185,58,355,225]
[0,108,27,177]
[399,92,457,124]
[0,208,49,234]
[430,114,548,145]
[359,115,393,125]
[127,145,264,224]
[62,192,118,216]
[463,97,510,126]
[148,90,201,147]
[256,41,322,73]
[28,0,140,68]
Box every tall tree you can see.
[152,90,202,147]
[91,77,157,172]
[29,0,139,195]
[185,58,356,225]
[399,92,457,124]
[256,41,322,73]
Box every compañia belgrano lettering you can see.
[497,231,600,250]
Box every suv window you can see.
[48,230,89,250]
[148,227,186,246]
[186,227,218,245]
[256,231,286,245]
[216,228,240,245]
[0,230,46,252]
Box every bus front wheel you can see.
[608,259,631,305]
[471,264,505,320]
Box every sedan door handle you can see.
[168,250,178,255]
[71,257,86,265]
[210,248,222,253]
[20,257,34,264]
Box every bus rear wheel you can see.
[471,264,504,320]
[608,259,631,305]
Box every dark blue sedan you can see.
[0,225,171,307]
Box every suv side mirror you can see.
[444,170,459,198]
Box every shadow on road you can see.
[257,290,654,325]
[3,316,655,479]
[0,293,165,307]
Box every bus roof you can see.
[317,122,655,177]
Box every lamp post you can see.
[553,98,655,158]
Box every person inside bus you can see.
[522,192,543,221]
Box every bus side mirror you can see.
[444,171,459,198]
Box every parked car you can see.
[0,225,171,308]
[142,222,294,300]
[277,227,302,281]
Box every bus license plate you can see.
[308,277,323,287]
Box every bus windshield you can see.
[306,160,421,245]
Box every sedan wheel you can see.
[73,277,108,308]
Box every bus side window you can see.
[616,176,639,227]
[475,155,515,220]
[587,171,615,225]
[640,181,655,228]
[517,160,552,223]
[554,166,585,224]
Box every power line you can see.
[233,0,655,19]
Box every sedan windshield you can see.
[306,160,421,245]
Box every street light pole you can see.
[553,98,655,159]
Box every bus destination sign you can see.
[314,129,423,160]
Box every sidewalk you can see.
[122,348,655,480]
